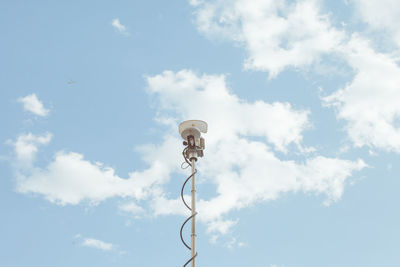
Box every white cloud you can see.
[18,94,49,116]
[210,234,218,244]
[16,134,180,205]
[224,237,245,250]
[151,195,187,217]
[351,0,400,47]
[197,141,365,224]
[189,0,400,154]
[324,35,400,153]
[119,202,145,215]
[145,70,365,233]
[12,133,52,167]
[82,238,114,251]
[12,70,365,235]
[146,70,310,152]
[206,219,237,235]
[111,18,129,35]
[189,0,204,6]
[190,0,344,77]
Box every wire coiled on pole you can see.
[180,147,198,267]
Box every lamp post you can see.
[178,120,207,267]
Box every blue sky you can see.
[1,0,400,266]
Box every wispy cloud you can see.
[10,132,52,167]
[224,237,246,250]
[111,18,129,35]
[119,202,145,215]
[18,93,49,117]
[74,234,123,253]
[82,238,114,251]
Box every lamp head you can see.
[179,120,207,159]
[179,120,208,141]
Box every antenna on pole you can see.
[179,120,207,267]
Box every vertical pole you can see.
[191,158,196,267]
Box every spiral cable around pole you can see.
[180,148,198,267]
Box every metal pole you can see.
[191,158,196,267]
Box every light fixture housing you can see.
[179,120,208,141]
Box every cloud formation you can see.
[324,35,400,153]
[18,94,49,117]
[146,70,365,232]
[190,0,400,155]
[12,132,52,167]
[352,0,400,47]
[82,237,114,251]
[111,18,129,35]
[12,70,365,234]
[16,135,180,205]
[146,70,310,152]
[190,0,344,77]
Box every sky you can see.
[1,0,400,266]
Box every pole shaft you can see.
[191,158,196,267]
